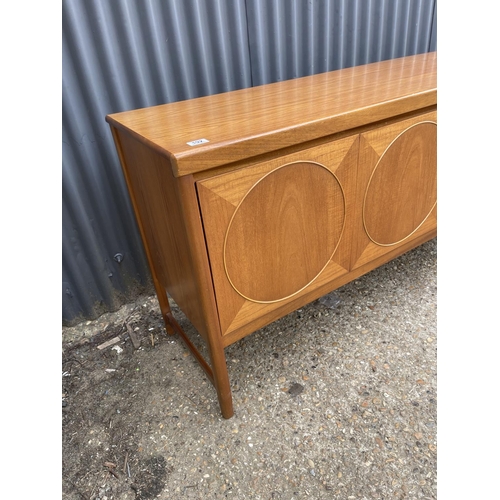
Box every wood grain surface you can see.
[113,130,208,340]
[106,52,436,177]
[197,134,359,337]
[363,122,437,246]
[351,110,437,271]
[223,161,344,303]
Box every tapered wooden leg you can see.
[206,338,234,419]
[146,237,233,416]
[147,250,232,416]
[151,276,176,336]
[146,255,233,417]
[163,308,234,419]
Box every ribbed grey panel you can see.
[62,0,252,325]
[430,1,437,51]
[62,0,437,325]
[246,0,437,85]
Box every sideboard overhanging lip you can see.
[106,90,436,178]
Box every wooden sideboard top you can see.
[106,51,436,177]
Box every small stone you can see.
[414,432,423,440]
[278,376,286,383]
[288,383,304,397]
[308,459,315,468]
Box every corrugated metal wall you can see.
[246,0,437,84]
[62,0,437,326]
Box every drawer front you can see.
[197,134,359,338]
[351,111,437,270]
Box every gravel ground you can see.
[62,238,437,500]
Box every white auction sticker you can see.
[186,138,209,146]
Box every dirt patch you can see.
[62,297,176,500]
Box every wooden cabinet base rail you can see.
[106,52,437,419]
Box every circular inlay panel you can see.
[224,161,345,303]
[363,122,437,246]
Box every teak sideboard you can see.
[106,51,437,419]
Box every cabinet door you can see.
[197,134,359,341]
[351,111,437,271]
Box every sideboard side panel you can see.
[112,129,208,339]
